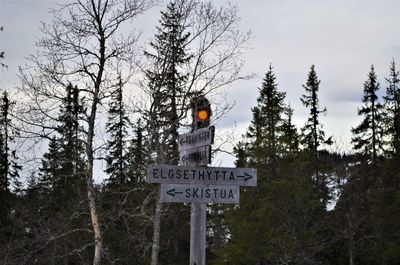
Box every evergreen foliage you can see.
[301,65,331,154]
[383,60,400,158]
[372,60,400,265]
[56,83,86,199]
[37,136,60,193]
[0,92,21,193]
[280,105,299,159]
[144,2,195,264]
[27,84,91,265]
[2,3,400,262]
[245,64,287,181]
[105,79,131,187]
[127,119,148,184]
[217,64,328,265]
[145,0,192,165]
[38,84,86,203]
[300,65,332,204]
[351,65,385,164]
[0,93,19,173]
[0,91,21,249]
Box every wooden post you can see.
[189,96,211,265]
[190,203,206,265]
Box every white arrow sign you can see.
[147,164,257,186]
[178,126,215,152]
[160,184,239,204]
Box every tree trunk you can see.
[346,212,355,265]
[151,194,162,265]
[349,246,354,265]
[87,94,103,265]
[86,170,103,265]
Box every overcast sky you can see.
[1,0,400,168]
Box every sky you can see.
[1,0,400,170]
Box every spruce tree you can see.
[246,64,287,181]
[32,84,90,264]
[127,119,147,184]
[373,60,400,264]
[300,65,331,202]
[344,65,385,264]
[233,141,248,168]
[383,59,400,158]
[0,92,21,227]
[105,79,130,188]
[56,83,86,199]
[0,91,21,193]
[246,106,263,166]
[280,105,299,159]
[37,137,60,193]
[0,91,22,252]
[145,0,192,165]
[145,2,193,264]
[351,65,385,164]
[37,83,85,202]
[218,65,310,265]
[301,65,331,156]
[101,117,152,265]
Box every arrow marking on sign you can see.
[166,188,184,197]
[237,172,253,181]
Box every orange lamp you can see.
[196,110,209,121]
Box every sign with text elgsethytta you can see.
[147,164,257,187]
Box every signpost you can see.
[146,95,257,265]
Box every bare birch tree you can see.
[17,1,152,264]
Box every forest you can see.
[0,0,399,265]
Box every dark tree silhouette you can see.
[351,65,385,165]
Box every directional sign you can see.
[178,126,215,152]
[180,146,211,166]
[160,184,239,204]
[147,164,257,186]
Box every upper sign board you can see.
[178,126,215,152]
[160,184,239,204]
[147,164,257,187]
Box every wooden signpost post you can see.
[146,96,257,265]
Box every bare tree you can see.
[17,1,152,264]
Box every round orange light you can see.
[197,110,209,121]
